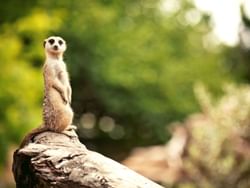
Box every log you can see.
[12,131,164,188]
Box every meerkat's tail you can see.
[19,125,50,148]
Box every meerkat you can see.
[20,36,75,147]
[42,36,74,132]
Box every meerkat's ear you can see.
[43,40,46,48]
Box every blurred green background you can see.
[0,0,250,187]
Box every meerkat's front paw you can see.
[67,125,77,131]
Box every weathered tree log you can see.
[12,131,164,188]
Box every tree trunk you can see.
[12,131,164,188]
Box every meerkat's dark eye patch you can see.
[58,40,64,45]
[48,39,55,45]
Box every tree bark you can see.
[12,131,164,188]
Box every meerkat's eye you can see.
[58,40,64,45]
[48,39,55,45]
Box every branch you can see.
[12,131,164,188]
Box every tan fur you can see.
[42,61,73,132]
[20,36,74,148]
[42,36,73,132]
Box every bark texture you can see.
[12,131,164,188]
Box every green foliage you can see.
[175,84,250,188]
[0,0,244,168]
[0,10,63,165]
[48,0,234,144]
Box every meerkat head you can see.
[43,36,66,59]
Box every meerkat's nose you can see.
[53,45,58,50]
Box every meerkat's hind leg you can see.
[62,125,78,138]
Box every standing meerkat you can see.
[20,36,75,147]
[42,36,74,132]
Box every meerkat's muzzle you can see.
[53,45,59,50]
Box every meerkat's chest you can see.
[47,60,67,74]
[44,60,68,83]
